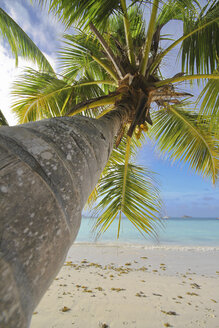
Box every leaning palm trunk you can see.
[0,108,128,327]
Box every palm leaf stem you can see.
[96,105,115,118]
[149,17,219,75]
[154,74,219,87]
[67,94,122,116]
[21,102,38,124]
[60,93,72,114]
[140,0,159,76]
[167,105,217,184]
[89,22,125,79]
[91,55,119,81]
[74,80,118,87]
[120,0,136,67]
[118,135,131,238]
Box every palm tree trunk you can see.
[0,108,128,327]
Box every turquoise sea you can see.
[75,217,219,247]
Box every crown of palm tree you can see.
[3,0,219,238]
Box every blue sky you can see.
[137,141,219,217]
[0,0,218,217]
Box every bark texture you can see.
[0,112,122,328]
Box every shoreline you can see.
[31,244,219,328]
[74,241,219,251]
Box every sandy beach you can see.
[30,244,219,328]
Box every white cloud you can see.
[4,1,30,26]
[0,45,58,126]
[3,0,65,55]
[0,45,38,125]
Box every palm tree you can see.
[0,1,218,327]
[11,0,219,233]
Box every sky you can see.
[0,0,218,218]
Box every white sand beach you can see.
[30,244,219,328]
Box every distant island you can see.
[182,215,192,218]
[162,216,169,220]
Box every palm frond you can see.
[197,76,219,130]
[89,22,125,78]
[120,0,136,66]
[140,0,159,76]
[0,8,54,72]
[71,74,111,106]
[0,109,9,126]
[151,104,219,184]
[91,136,162,239]
[59,33,118,85]
[150,6,219,75]
[37,0,122,30]
[118,136,132,237]
[67,93,121,117]
[59,6,147,79]
[11,68,73,123]
[181,0,219,75]
[108,4,146,46]
[156,0,199,27]
[105,5,146,72]
[154,73,219,87]
[11,68,113,123]
[85,129,141,207]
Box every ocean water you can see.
[75,217,219,247]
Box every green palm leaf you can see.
[11,68,112,123]
[151,104,219,184]
[37,0,122,30]
[0,109,9,126]
[0,8,54,72]
[106,5,146,66]
[11,68,72,123]
[181,1,219,75]
[59,32,118,85]
[156,0,200,27]
[197,76,219,129]
[93,163,161,239]
[91,136,162,239]
[150,2,219,76]
[59,5,147,82]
